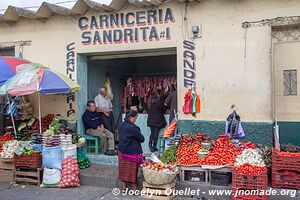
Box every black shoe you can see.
[152,146,158,152]
[105,150,116,156]
[149,144,155,152]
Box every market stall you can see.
[141,132,300,199]
[0,63,88,187]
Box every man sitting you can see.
[82,101,115,156]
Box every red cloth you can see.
[182,90,192,114]
[118,153,139,183]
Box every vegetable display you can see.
[200,135,242,166]
[142,160,176,173]
[176,134,208,165]
[281,144,300,153]
[14,141,37,156]
[277,151,300,157]
[1,140,18,158]
[160,145,178,164]
[235,148,266,167]
[234,163,267,176]
[59,158,80,188]
[0,133,14,152]
[257,145,272,167]
[77,149,90,169]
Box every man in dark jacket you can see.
[82,101,115,155]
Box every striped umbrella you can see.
[0,56,31,85]
[0,63,80,96]
[0,63,80,134]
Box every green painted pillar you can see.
[77,54,88,136]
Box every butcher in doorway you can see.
[95,86,115,137]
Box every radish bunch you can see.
[58,158,80,188]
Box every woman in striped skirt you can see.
[118,110,144,191]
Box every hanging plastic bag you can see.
[225,105,245,139]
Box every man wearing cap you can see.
[94,86,115,135]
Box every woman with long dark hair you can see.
[118,110,144,192]
[147,89,167,152]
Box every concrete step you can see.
[86,154,118,165]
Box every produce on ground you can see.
[234,163,267,176]
[160,145,177,164]
[1,140,18,158]
[59,158,80,188]
[281,144,300,153]
[176,133,208,165]
[77,149,90,169]
[142,160,176,173]
[235,148,266,167]
[199,134,242,165]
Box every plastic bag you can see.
[42,146,62,170]
[40,168,61,188]
[77,149,90,169]
[62,144,77,159]
[58,158,80,188]
[225,109,245,139]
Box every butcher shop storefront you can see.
[76,6,180,154]
[3,0,300,160]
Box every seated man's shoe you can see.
[105,150,116,156]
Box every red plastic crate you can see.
[272,170,300,190]
[232,171,268,190]
[14,152,42,169]
[272,149,300,171]
[232,187,268,200]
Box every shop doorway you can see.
[273,39,300,146]
[83,48,177,154]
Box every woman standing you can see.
[147,89,167,152]
[118,110,144,192]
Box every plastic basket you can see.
[14,152,42,169]
[272,148,300,171]
[272,170,300,190]
[232,171,268,190]
[143,167,177,185]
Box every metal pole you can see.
[7,96,17,136]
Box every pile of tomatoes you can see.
[199,134,242,166]
[234,163,267,176]
[176,133,209,165]
[278,151,300,157]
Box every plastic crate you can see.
[14,152,42,169]
[272,148,300,171]
[232,187,268,200]
[211,171,232,186]
[272,170,300,190]
[232,171,268,190]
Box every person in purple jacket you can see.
[82,101,115,155]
